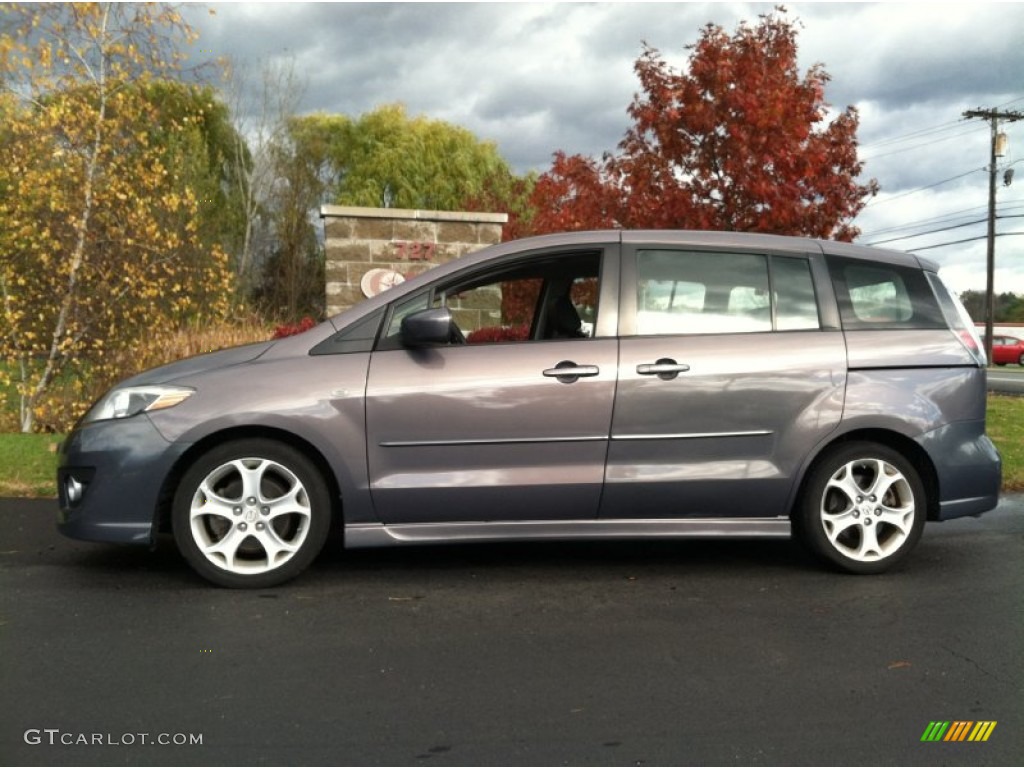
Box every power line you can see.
[862,167,983,208]
[861,207,986,237]
[863,213,1024,248]
[860,116,972,151]
[864,217,988,246]
[901,232,1024,253]
[861,124,982,162]
[859,200,1024,239]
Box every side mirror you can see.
[401,308,455,347]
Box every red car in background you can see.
[991,335,1024,366]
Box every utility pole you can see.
[963,107,1024,363]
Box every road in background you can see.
[2,497,1022,766]
[988,367,1024,394]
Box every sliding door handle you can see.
[636,359,690,381]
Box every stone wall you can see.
[320,205,507,317]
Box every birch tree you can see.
[0,3,233,431]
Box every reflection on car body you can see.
[58,231,1001,587]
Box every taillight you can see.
[925,271,987,366]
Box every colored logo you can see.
[921,721,997,742]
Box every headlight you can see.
[82,385,194,424]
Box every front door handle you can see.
[543,360,600,384]
[636,358,690,381]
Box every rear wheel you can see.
[172,439,332,588]
[796,442,926,574]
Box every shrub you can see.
[272,316,317,339]
[466,324,531,344]
[15,316,274,433]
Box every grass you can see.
[985,394,1024,491]
[0,433,63,497]
[1,395,1022,500]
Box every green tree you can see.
[138,80,249,267]
[960,290,1024,324]
[960,290,985,322]
[0,3,233,432]
[294,104,518,211]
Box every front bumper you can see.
[57,416,189,545]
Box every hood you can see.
[119,340,277,387]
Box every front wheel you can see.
[172,439,332,588]
[795,442,926,574]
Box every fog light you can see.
[65,475,85,505]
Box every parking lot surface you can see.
[2,496,1022,766]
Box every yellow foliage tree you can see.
[0,3,234,432]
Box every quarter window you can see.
[844,265,913,323]
[383,291,430,341]
[830,258,947,330]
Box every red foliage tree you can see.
[459,170,537,242]
[528,9,877,241]
[528,151,622,234]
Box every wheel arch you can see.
[790,429,941,522]
[155,426,344,536]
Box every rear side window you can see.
[635,250,820,335]
[637,250,770,335]
[774,256,820,330]
[828,257,946,330]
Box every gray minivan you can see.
[57,230,1001,587]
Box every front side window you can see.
[384,252,601,347]
[441,254,600,343]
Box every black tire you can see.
[172,439,332,588]
[795,442,926,574]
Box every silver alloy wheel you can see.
[188,457,312,575]
[818,457,915,563]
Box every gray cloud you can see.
[181,1,1024,293]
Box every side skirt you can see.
[344,518,791,548]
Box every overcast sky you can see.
[181,1,1024,296]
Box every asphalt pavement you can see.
[987,368,1024,395]
[1,496,1022,767]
